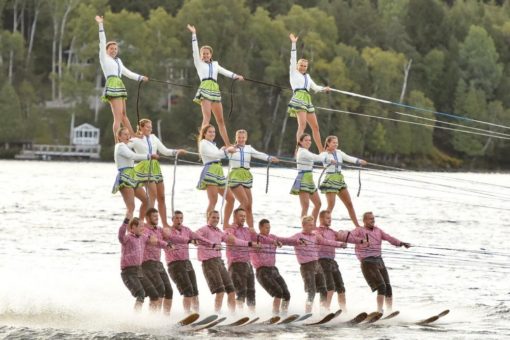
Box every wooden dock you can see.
[15,144,101,160]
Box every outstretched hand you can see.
[359,159,368,166]
[401,242,411,248]
[187,24,196,33]
[235,75,244,81]
[95,15,103,24]
[289,33,298,43]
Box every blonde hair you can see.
[115,127,129,143]
[128,217,140,230]
[106,41,118,50]
[136,119,152,134]
[200,45,213,55]
[301,215,314,224]
[235,129,247,143]
[324,135,338,150]
[297,58,309,65]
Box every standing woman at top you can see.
[227,129,279,230]
[287,33,330,152]
[95,15,148,137]
[197,124,236,229]
[320,135,367,227]
[131,119,187,228]
[187,24,244,146]
[291,133,335,224]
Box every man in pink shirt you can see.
[274,215,347,313]
[118,217,159,311]
[142,208,188,315]
[164,210,212,314]
[351,211,411,313]
[316,210,366,311]
[196,210,257,314]
[225,208,258,312]
[251,218,291,316]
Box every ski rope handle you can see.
[170,154,179,216]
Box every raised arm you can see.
[96,16,107,63]
[117,219,129,244]
[188,24,201,68]
[289,33,298,70]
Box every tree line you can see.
[1,0,509,169]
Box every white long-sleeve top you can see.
[114,143,149,169]
[199,139,228,164]
[321,150,359,173]
[289,42,324,93]
[296,147,329,171]
[98,23,143,81]
[229,145,271,169]
[191,33,237,81]
[129,134,177,157]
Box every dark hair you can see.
[258,218,270,227]
[295,133,311,155]
[174,210,183,216]
[233,207,246,215]
[319,210,331,219]
[146,207,158,216]
[207,210,219,218]
[128,217,140,229]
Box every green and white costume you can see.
[98,23,143,102]
[287,41,325,117]
[112,143,149,194]
[197,139,228,190]
[191,33,238,104]
[319,149,360,193]
[228,145,273,188]
[290,147,330,195]
[130,134,177,183]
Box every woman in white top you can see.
[287,33,330,152]
[227,129,279,229]
[320,135,367,227]
[113,127,157,219]
[131,119,186,228]
[187,24,244,146]
[95,15,148,138]
[197,124,236,228]
[290,133,335,224]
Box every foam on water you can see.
[1,160,509,339]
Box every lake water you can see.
[1,160,509,339]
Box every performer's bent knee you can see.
[376,284,386,296]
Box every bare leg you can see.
[338,188,361,227]
[146,182,157,209]
[231,186,253,229]
[227,292,236,314]
[325,192,336,213]
[120,188,135,219]
[338,293,346,312]
[134,300,143,311]
[183,297,191,314]
[200,100,212,128]
[326,290,334,309]
[281,299,289,315]
[296,111,307,144]
[377,294,384,313]
[385,296,393,313]
[306,113,323,152]
[272,298,281,315]
[149,299,160,312]
[163,298,172,315]
[211,102,231,146]
[156,181,170,228]
[134,187,148,220]
[236,300,244,311]
[309,191,322,225]
[110,98,134,137]
[192,296,199,313]
[206,185,219,215]
[219,187,235,229]
[298,192,310,217]
[214,292,224,313]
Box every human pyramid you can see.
[97,15,411,318]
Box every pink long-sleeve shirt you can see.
[249,234,289,269]
[315,225,364,259]
[350,226,402,261]
[163,225,213,263]
[225,224,257,267]
[143,224,188,263]
[118,222,149,269]
[196,224,250,262]
[276,231,344,265]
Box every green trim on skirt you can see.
[101,76,127,102]
[112,167,140,194]
[288,90,315,117]
[290,171,317,195]
[319,172,347,193]
[197,162,226,190]
[134,160,163,183]
[228,168,253,188]
[193,80,221,105]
